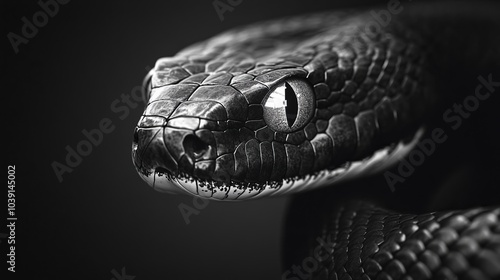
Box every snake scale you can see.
[132,1,500,279]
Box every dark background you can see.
[2,0,397,279]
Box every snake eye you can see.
[262,78,315,132]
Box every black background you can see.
[2,0,395,279]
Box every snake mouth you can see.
[132,124,425,200]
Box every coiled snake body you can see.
[132,2,500,279]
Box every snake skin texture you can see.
[132,1,500,279]
[286,200,500,280]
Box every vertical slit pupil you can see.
[285,82,298,127]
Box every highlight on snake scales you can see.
[136,1,500,279]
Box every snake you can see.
[131,1,500,279]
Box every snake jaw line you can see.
[136,127,424,201]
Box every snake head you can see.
[132,57,320,199]
[132,13,431,200]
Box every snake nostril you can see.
[183,135,209,159]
